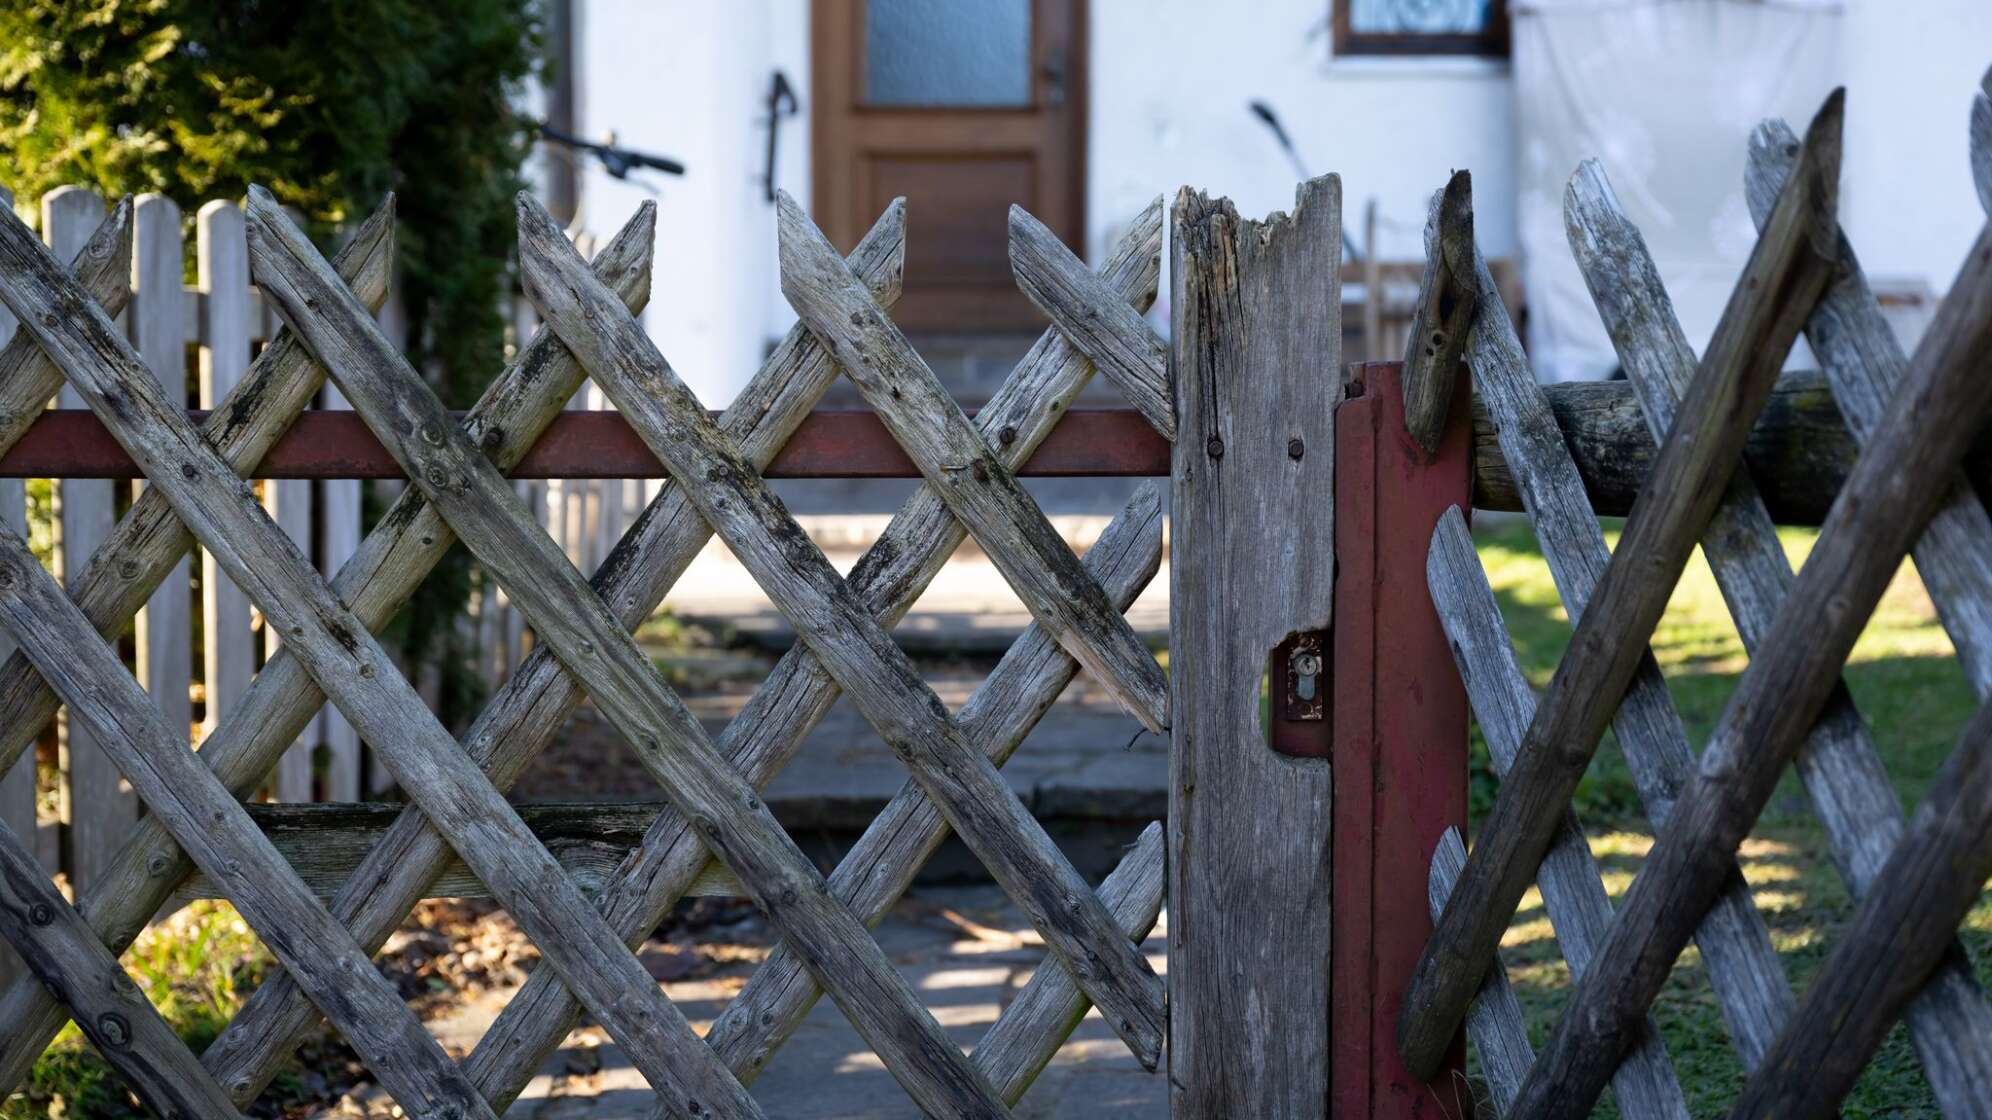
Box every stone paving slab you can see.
[660,534,1169,654]
[426,886,1170,1118]
[521,670,1167,846]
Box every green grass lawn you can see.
[1471,516,1989,1117]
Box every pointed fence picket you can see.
[0,186,388,900]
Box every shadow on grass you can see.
[1463,517,1986,1116]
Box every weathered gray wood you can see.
[1973,65,1991,217]
[0,526,491,1120]
[1507,191,1992,1120]
[697,485,1165,1084]
[1402,92,1846,1080]
[130,194,194,760]
[1425,827,1533,1115]
[778,191,1168,735]
[195,200,259,748]
[1007,204,1173,439]
[1425,506,1688,1120]
[249,187,1003,1120]
[200,202,903,1109]
[1567,157,1992,1112]
[0,194,15,867]
[1401,170,1476,454]
[0,466,24,910]
[166,490,1150,924]
[456,203,1161,1112]
[1464,364,1799,1072]
[159,800,747,906]
[0,182,100,991]
[0,816,243,1120]
[317,380,363,800]
[975,820,1166,1106]
[0,200,394,1095]
[517,189,1161,1084]
[1748,119,1992,702]
[1168,178,1340,1117]
[0,197,131,452]
[0,202,763,1120]
[1729,694,1992,1118]
[266,463,317,801]
[1465,371,1992,523]
[43,186,128,894]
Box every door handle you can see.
[1039,47,1067,108]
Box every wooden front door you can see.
[812,0,1086,333]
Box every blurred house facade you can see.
[534,0,1992,406]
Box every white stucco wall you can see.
[572,0,790,407]
[1839,0,1992,292]
[572,0,1516,403]
[1087,0,1517,272]
[567,1,1989,402]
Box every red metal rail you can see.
[0,408,1170,480]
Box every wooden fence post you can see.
[1169,176,1471,1115]
[1168,179,1342,1116]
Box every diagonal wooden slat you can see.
[698,484,1166,1080]
[972,820,1166,1106]
[518,192,1167,1071]
[1400,171,1476,455]
[776,191,1169,734]
[245,189,1010,1120]
[1504,207,1992,1120]
[1398,90,1844,1077]
[1006,204,1173,439]
[456,202,1163,1110]
[1424,827,1532,1115]
[200,203,911,1107]
[1394,151,1821,1086]
[0,194,129,994]
[1441,224,1796,1077]
[1973,66,1990,216]
[0,202,131,451]
[0,201,399,1091]
[1567,157,1992,1111]
[1747,120,1992,700]
[0,201,656,1099]
[1728,695,1992,1117]
[1425,507,1688,1120]
[0,527,490,1120]
[0,816,241,1119]
[0,205,762,1120]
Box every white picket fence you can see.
[0,185,366,893]
[0,185,637,897]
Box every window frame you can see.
[1331,0,1510,58]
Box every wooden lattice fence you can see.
[0,186,690,915]
[4,69,1992,1120]
[0,159,1189,1116]
[1395,76,1992,1120]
